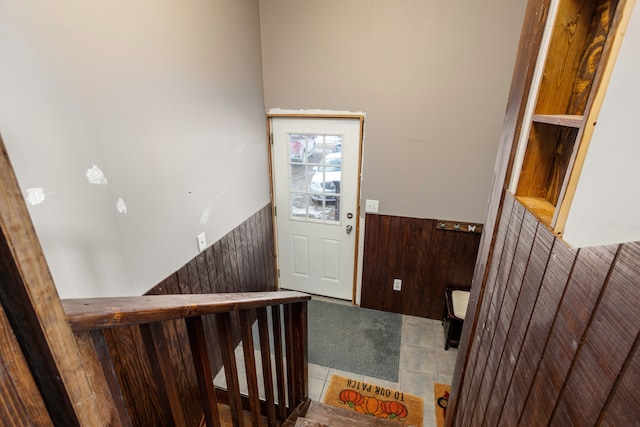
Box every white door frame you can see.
[267,112,364,302]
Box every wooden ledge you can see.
[531,114,583,128]
[62,291,311,332]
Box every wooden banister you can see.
[63,291,310,332]
[62,291,310,427]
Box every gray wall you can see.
[0,0,529,298]
[260,0,527,223]
[0,0,270,297]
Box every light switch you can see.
[365,199,379,213]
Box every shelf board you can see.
[515,196,555,226]
[532,114,583,128]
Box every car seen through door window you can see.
[309,152,341,202]
[289,134,316,162]
[287,133,342,222]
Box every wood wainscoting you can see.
[360,213,482,320]
[147,203,277,296]
[452,192,640,426]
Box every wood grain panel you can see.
[255,307,277,426]
[165,320,201,426]
[243,221,257,290]
[184,316,220,427]
[516,123,569,201]
[215,312,244,427]
[196,252,211,293]
[598,335,640,425]
[225,233,241,290]
[260,206,277,291]
[104,326,167,427]
[233,228,248,291]
[0,304,52,426]
[460,202,524,424]
[456,195,515,418]
[204,246,218,292]
[468,207,537,426]
[187,258,201,294]
[567,0,617,115]
[498,237,577,424]
[139,322,188,427]
[177,264,193,294]
[452,194,640,426]
[519,244,617,425]
[74,332,130,427]
[361,214,482,319]
[534,0,599,115]
[551,242,640,425]
[271,305,288,420]
[448,209,640,403]
[239,309,262,426]
[481,218,554,425]
[89,331,133,427]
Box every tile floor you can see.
[214,303,458,427]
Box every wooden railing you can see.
[62,291,311,427]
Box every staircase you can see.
[63,291,310,426]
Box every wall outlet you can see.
[197,232,207,252]
[393,278,402,291]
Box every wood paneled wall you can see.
[98,205,277,426]
[147,204,277,296]
[453,193,640,426]
[360,214,482,319]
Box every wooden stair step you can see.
[294,419,328,427]
[206,403,268,427]
[296,401,399,426]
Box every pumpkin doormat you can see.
[323,375,423,426]
[434,383,450,427]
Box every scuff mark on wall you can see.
[200,189,229,225]
[116,197,127,214]
[86,165,108,185]
[26,187,47,206]
[231,143,245,158]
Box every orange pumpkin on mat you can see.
[381,400,408,419]
[355,396,386,417]
[339,389,365,407]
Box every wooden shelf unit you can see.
[516,122,580,210]
[513,0,625,234]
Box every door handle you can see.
[346,225,353,234]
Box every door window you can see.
[288,133,343,223]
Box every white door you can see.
[271,117,361,300]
